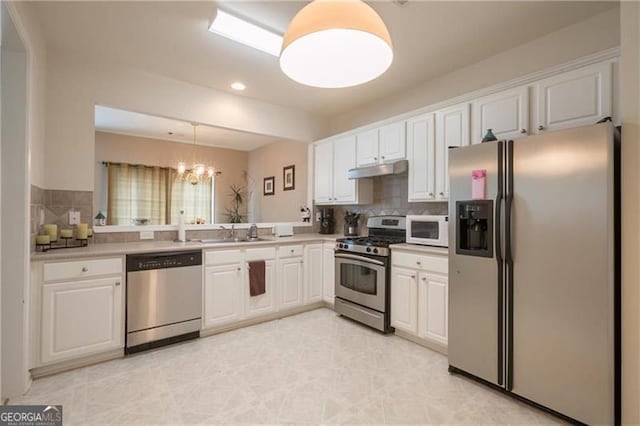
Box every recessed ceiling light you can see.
[230,82,246,91]
[209,9,283,57]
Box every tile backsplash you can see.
[31,186,94,250]
[313,174,448,236]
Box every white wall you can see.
[45,52,328,191]
[621,2,640,424]
[1,1,31,399]
[328,8,620,134]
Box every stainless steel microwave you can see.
[406,215,448,247]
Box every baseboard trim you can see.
[394,329,448,355]
[200,302,326,337]
[30,348,124,379]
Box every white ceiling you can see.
[95,105,287,151]
[30,1,617,117]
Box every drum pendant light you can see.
[280,0,393,88]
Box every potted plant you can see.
[344,210,360,236]
[225,184,247,223]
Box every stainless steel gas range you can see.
[334,216,406,332]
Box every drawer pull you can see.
[290,249,295,253]
[237,267,241,272]
[422,277,427,281]
[81,267,88,272]
[416,261,421,265]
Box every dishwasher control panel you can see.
[126,251,202,272]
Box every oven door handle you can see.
[335,253,385,266]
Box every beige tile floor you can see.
[11,308,565,425]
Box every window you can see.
[105,162,214,225]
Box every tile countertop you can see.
[389,243,449,256]
[31,234,341,261]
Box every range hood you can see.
[347,159,408,179]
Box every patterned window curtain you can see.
[106,163,172,225]
[170,176,213,224]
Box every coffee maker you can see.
[319,208,335,234]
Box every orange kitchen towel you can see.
[248,260,266,296]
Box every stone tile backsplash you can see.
[313,174,448,236]
[30,186,94,250]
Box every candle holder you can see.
[36,242,52,252]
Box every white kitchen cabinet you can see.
[390,267,419,334]
[379,121,406,162]
[314,140,334,204]
[535,62,612,133]
[245,260,276,318]
[279,257,304,310]
[204,263,244,328]
[436,103,470,199]
[323,243,335,304]
[333,135,358,203]
[418,273,448,346]
[356,129,379,167]
[471,85,529,143]
[41,277,123,364]
[356,122,406,167]
[407,113,436,202]
[304,244,324,304]
[314,136,372,205]
[391,249,448,350]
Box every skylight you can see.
[209,10,283,57]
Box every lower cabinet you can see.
[304,244,324,304]
[41,276,123,364]
[245,259,276,318]
[418,273,448,346]
[391,249,449,349]
[390,267,419,334]
[322,243,335,303]
[204,263,245,327]
[278,257,304,310]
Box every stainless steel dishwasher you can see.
[126,251,202,353]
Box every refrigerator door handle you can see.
[505,139,515,391]
[496,141,504,386]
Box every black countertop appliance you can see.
[319,208,335,234]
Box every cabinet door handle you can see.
[237,267,241,271]
[81,267,88,272]
[381,156,386,160]
[115,281,121,286]
[439,192,444,196]
[416,261,421,265]
[373,157,378,161]
[428,192,433,197]
[421,277,427,281]
[538,125,545,131]
[411,275,416,279]
[520,129,527,134]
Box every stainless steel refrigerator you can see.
[448,122,619,425]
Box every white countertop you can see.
[390,243,449,256]
[31,234,340,261]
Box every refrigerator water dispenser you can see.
[456,200,493,258]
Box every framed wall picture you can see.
[283,165,295,191]
[263,176,275,196]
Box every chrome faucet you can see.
[219,224,237,240]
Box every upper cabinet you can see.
[356,121,406,167]
[314,136,373,205]
[471,85,529,144]
[407,113,436,202]
[535,62,612,133]
[435,103,470,200]
[314,57,617,203]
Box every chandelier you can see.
[177,123,216,185]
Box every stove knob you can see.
[366,247,372,253]
[373,248,379,254]
[339,243,344,249]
